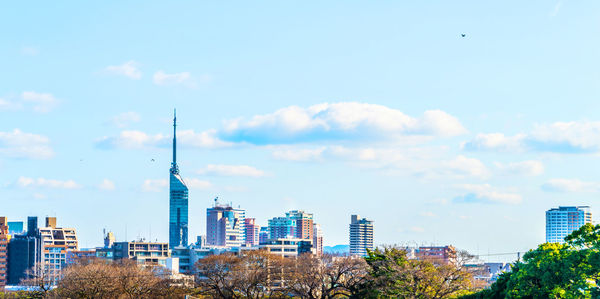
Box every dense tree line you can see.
[463,223,600,298]
[0,247,483,298]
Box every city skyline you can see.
[2,1,600,258]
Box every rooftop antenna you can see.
[170,109,179,175]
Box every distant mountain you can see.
[324,244,349,254]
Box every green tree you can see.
[467,223,600,299]
[358,247,481,298]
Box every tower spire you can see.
[170,109,179,174]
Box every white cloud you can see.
[222,102,466,144]
[272,147,326,162]
[462,133,526,152]
[98,179,115,191]
[33,193,47,199]
[153,70,199,87]
[96,129,231,150]
[495,160,544,176]
[410,227,425,233]
[110,112,141,128]
[441,155,490,179]
[529,121,600,153]
[105,61,142,79]
[420,212,436,217]
[186,178,213,190]
[21,91,59,113]
[465,121,600,154]
[17,176,81,189]
[142,179,168,192]
[198,164,266,177]
[0,129,54,159]
[542,178,600,193]
[550,1,562,17]
[21,46,39,56]
[453,184,522,204]
[0,98,20,110]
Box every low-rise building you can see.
[260,238,313,258]
[113,241,170,267]
[415,246,456,264]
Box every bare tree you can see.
[285,254,369,299]
[20,263,56,297]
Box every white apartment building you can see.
[546,206,592,243]
[349,214,373,257]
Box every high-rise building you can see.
[8,216,38,285]
[287,210,314,240]
[349,214,374,257]
[268,217,296,240]
[546,206,592,243]
[27,216,38,237]
[104,231,115,248]
[0,217,9,288]
[7,222,24,235]
[38,217,78,285]
[244,218,260,247]
[267,210,314,241]
[169,110,189,249]
[313,223,323,256]
[258,227,269,245]
[206,199,246,248]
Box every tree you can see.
[20,263,57,298]
[55,257,187,299]
[359,247,481,298]
[57,258,118,298]
[467,223,600,298]
[194,250,290,298]
[285,254,368,299]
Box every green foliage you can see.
[465,223,600,299]
[359,247,479,298]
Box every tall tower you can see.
[169,110,189,248]
[349,214,374,257]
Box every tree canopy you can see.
[467,223,600,298]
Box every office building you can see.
[38,217,78,285]
[7,217,38,285]
[268,217,296,240]
[268,210,314,241]
[244,218,260,247]
[169,111,189,249]
[206,199,245,248]
[258,227,269,245]
[546,206,592,243]
[27,216,38,237]
[104,231,115,248]
[7,222,23,235]
[313,223,323,255]
[260,238,314,258]
[113,241,170,267]
[349,215,374,257]
[415,246,457,265]
[0,218,8,288]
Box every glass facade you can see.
[546,206,592,243]
[169,112,189,249]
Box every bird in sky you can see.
[461,34,466,37]
[151,159,155,162]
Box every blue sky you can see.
[1,1,600,260]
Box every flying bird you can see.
[461,34,466,37]
[151,159,155,162]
